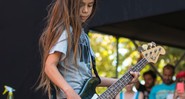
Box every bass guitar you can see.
[79,42,165,99]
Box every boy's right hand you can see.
[65,88,81,99]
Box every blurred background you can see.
[0,0,185,98]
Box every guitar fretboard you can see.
[97,58,148,99]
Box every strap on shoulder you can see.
[91,55,101,84]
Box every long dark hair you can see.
[37,0,97,98]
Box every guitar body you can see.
[79,77,100,99]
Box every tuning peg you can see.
[147,42,156,48]
[151,42,156,47]
[148,43,153,48]
[148,42,156,48]
[142,44,148,50]
[138,46,144,52]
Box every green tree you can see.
[88,31,185,94]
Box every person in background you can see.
[115,83,144,99]
[149,64,176,99]
[135,70,156,99]
[173,71,185,99]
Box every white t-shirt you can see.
[50,28,93,98]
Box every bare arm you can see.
[138,92,144,99]
[98,72,140,87]
[45,52,81,99]
[98,77,117,87]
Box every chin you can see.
[165,81,172,85]
[81,20,85,23]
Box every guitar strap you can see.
[86,31,101,84]
[91,54,101,84]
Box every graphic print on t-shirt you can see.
[156,90,174,99]
[79,33,91,64]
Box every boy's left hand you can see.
[130,71,140,84]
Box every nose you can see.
[167,76,171,80]
[82,6,88,13]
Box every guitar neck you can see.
[97,58,148,99]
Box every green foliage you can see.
[88,31,185,94]
[89,32,117,77]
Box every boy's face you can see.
[144,74,155,88]
[80,0,94,22]
[163,69,174,85]
[125,84,134,91]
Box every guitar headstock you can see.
[138,42,166,63]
